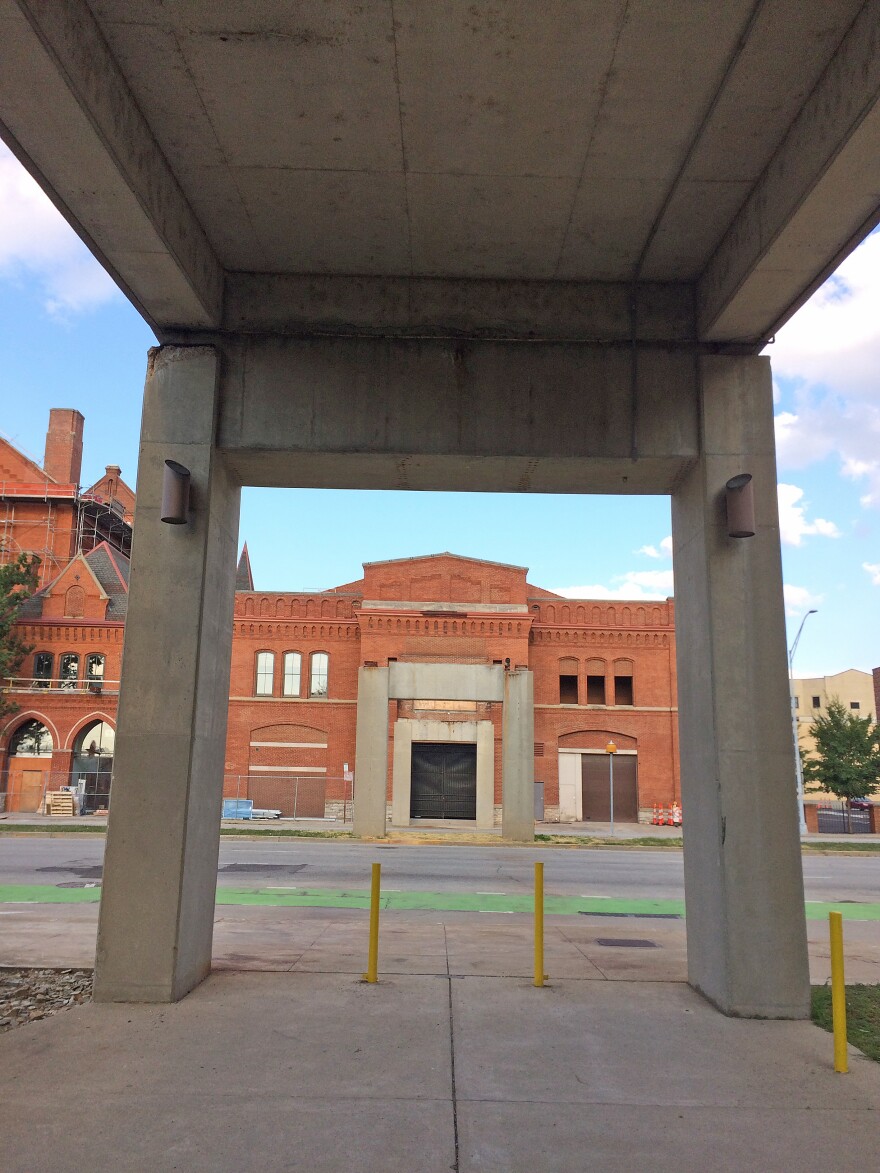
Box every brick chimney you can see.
[43,409,84,485]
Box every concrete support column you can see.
[501,669,534,841]
[671,355,809,1018]
[353,666,389,837]
[94,346,240,1003]
[475,722,495,830]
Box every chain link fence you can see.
[0,770,110,816]
[222,775,353,823]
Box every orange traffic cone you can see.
[651,805,659,825]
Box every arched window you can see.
[283,652,302,697]
[613,658,634,706]
[558,656,579,705]
[72,720,115,814]
[10,720,53,756]
[64,585,85,618]
[255,651,275,696]
[59,653,79,690]
[586,658,606,705]
[310,652,329,698]
[33,652,53,687]
[86,653,105,688]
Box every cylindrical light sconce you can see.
[725,473,755,538]
[161,459,191,525]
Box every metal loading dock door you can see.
[581,753,638,821]
[410,743,477,820]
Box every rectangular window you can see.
[812,696,821,708]
[310,652,329,697]
[282,652,302,697]
[614,675,634,706]
[586,675,605,704]
[60,653,79,690]
[255,652,274,696]
[34,652,53,687]
[850,701,860,710]
[559,675,578,704]
[86,654,105,685]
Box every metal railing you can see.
[815,802,873,835]
[222,774,353,823]
[2,677,119,694]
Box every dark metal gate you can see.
[581,753,639,821]
[410,743,477,820]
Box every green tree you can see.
[803,697,880,808]
[0,553,41,722]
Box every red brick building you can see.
[2,412,680,824]
[226,551,678,824]
[1,412,134,814]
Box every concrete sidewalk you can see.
[1,966,878,1172]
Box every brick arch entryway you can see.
[557,730,639,823]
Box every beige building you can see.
[792,670,876,764]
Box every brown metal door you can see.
[410,743,477,820]
[581,753,638,821]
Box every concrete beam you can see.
[671,355,810,1017]
[222,274,695,342]
[95,347,240,1002]
[0,0,223,331]
[218,336,699,494]
[698,1,880,342]
[388,662,503,703]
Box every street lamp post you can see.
[789,609,817,837]
[606,740,617,837]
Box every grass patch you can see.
[812,984,880,1063]
[802,840,880,853]
[220,827,353,839]
[0,823,107,834]
[535,833,683,848]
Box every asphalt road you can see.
[1,836,878,903]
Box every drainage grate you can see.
[579,911,681,919]
[218,863,306,874]
[595,938,658,949]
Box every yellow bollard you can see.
[829,911,848,1073]
[534,861,545,987]
[363,862,381,983]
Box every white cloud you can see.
[864,562,880,587]
[0,143,118,316]
[635,535,672,560]
[555,567,674,601]
[776,483,840,546]
[783,584,822,618]
[770,229,880,508]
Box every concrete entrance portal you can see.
[4,0,878,1017]
[410,743,477,821]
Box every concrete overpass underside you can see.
[1,0,879,1017]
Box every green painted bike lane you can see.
[1,884,879,920]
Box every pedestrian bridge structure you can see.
[2,0,878,1016]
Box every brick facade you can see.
[1,413,681,824]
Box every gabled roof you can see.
[362,551,528,573]
[17,541,130,621]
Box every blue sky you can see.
[1,143,877,678]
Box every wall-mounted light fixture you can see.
[161,459,191,525]
[725,473,755,538]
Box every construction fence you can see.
[0,771,110,817]
[222,775,354,823]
